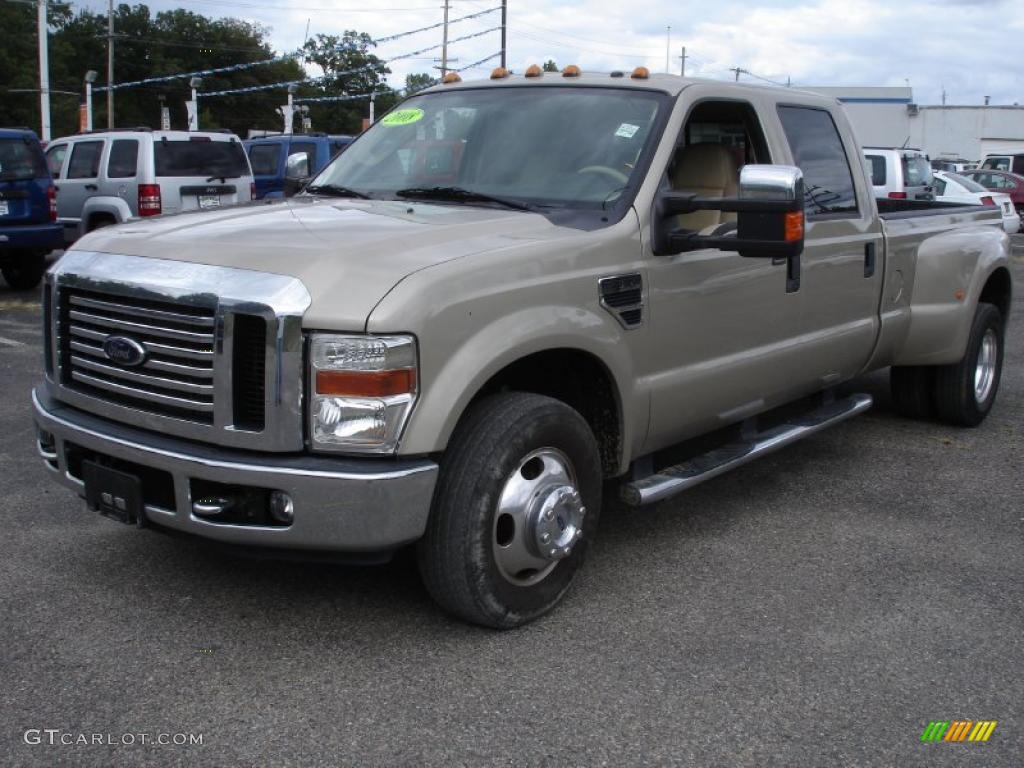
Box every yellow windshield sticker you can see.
[381,108,425,126]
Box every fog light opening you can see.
[269,491,294,524]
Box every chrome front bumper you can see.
[33,388,438,552]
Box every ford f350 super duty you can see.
[33,68,1012,628]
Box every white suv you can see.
[862,147,934,201]
[44,129,254,243]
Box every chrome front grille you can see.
[46,251,312,452]
[61,290,217,424]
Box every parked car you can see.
[980,153,1024,175]
[244,134,354,199]
[0,128,62,290]
[43,128,254,243]
[33,74,1011,628]
[931,158,973,174]
[863,147,934,200]
[933,170,1020,233]
[959,169,1024,216]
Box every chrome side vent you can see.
[599,273,644,329]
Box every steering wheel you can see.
[576,165,629,184]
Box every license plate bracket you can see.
[83,460,144,526]
[198,194,220,210]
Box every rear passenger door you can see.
[59,139,106,232]
[102,138,140,215]
[775,104,883,383]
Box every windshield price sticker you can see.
[615,123,640,138]
[382,109,425,127]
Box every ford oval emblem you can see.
[102,335,147,367]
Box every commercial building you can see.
[805,86,1024,162]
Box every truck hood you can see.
[73,197,557,329]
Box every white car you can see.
[933,170,1020,234]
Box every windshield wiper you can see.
[304,183,371,199]
[394,186,533,211]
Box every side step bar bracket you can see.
[621,393,873,507]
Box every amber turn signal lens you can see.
[316,369,417,397]
[784,211,804,242]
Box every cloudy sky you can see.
[75,0,1022,105]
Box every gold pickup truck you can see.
[33,69,1012,628]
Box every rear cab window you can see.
[901,155,932,187]
[155,139,249,178]
[248,143,280,175]
[0,136,49,181]
[67,141,104,179]
[777,106,859,217]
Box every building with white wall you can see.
[804,86,1024,162]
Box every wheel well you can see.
[472,349,622,476]
[87,213,116,231]
[979,267,1011,323]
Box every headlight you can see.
[308,334,418,453]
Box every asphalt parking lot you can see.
[1,248,1022,767]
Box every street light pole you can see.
[188,77,202,131]
[440,0,450,76]
[106,0,114,128]
[84,70,98,131]
[37,0,51,141]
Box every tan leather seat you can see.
[671,143,739,233]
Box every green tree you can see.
[404,73,435,95]
[542,59,559,72]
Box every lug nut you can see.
[540,532,550,544]
[544,509,554,521]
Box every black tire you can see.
[932,302,1004,426]
[88,216,115,232]
[417,392,602,629]
[890,365,934,419]
[1,252,47,291]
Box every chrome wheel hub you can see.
[493,448,586,586]
[974,328,998,404]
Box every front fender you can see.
[894,224,1010,366]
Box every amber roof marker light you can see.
[490,67,510,79]
[442,72,462,84]
[562,64,581,78]
[524,64,543,78]
[631,67,650,80]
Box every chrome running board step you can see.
[621,393,873,506]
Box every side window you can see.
[67,141,103,179]
[777,106,858,217]
[286,143,316,179]
[107,139,139,178]
[865,155,886,186]
[45,144,67,178]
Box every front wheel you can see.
[417,392,602,628]
[1,252,47,291]
[932,302,1004,426]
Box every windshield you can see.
[309,86,667,210]
[0,138,48,181]
[154,139,250,178]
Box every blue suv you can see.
[0,128,62,290]
[244,134,353,199]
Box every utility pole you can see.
[730,67,743,82]
[106,0,114,128]
[37,0,51,141]
[679,46,687,77]
[440,0,450,76]
[500,0,507,70]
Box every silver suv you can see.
[44,129,254,243]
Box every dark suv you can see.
[0,128,61,290]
